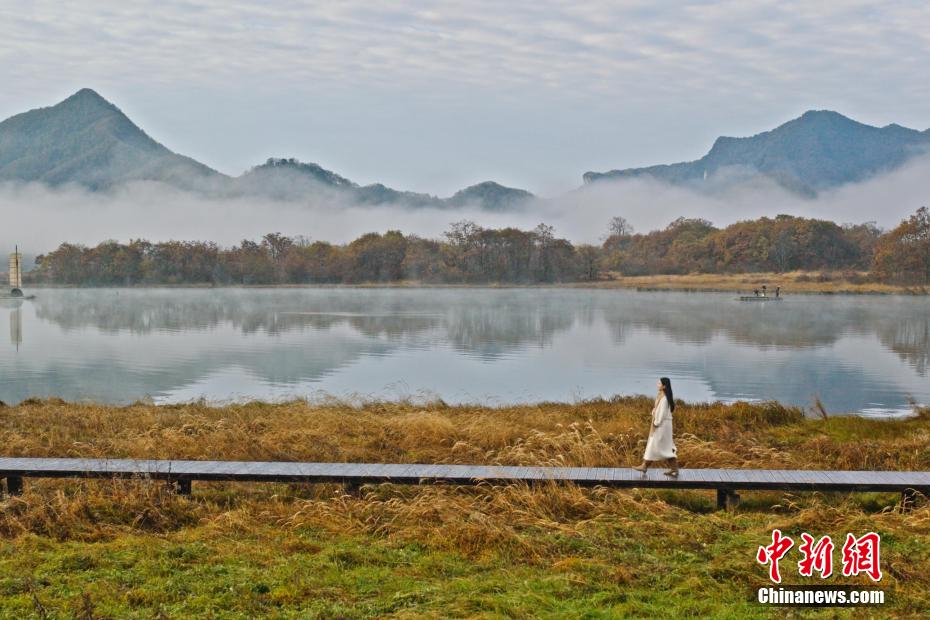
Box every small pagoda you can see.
[5,246,24,298]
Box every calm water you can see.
[1,288,928,416]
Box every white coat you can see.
[643,393,677,461]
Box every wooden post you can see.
[6,476,24,496]
[716,489,740,511]
[901,488,919,511]
[167,479,192,495]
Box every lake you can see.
[1,288,927,416]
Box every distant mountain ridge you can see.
[584,110,930,195]
[237,158,535,210]
[4,90,930,204]
[237,158,442,206]
[0,89,534,210]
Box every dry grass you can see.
[574,271,929,295]
[1,397,929,541]
[1,398,929,617]
[2,396,926,469]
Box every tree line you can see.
[26,208,930,286]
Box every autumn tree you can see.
[27,214,895,286]
[575,245,602,281]
[873,207,930,283]
[608,216,634,237]
[345,231,408,282]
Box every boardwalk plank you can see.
[764,470,789,484]
[1,458,929,495]
[740,470,774,485]
[785,470,827,486]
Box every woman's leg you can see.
[633,460,651,472]
[664,458,679,476]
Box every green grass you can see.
[1,398,928,617]
[1,489,924,618]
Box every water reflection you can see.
[878,317,929,376]
[8,303,22,350]
[1,288,928,415]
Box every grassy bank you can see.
[574,271,929,295]
[1,398,929,618]
[22,270,930,295]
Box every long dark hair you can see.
[660,377,675,412]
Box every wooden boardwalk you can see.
[2,458,928,509]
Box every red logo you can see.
[756,529,794,584]
[797,533,834,578]
[758,531,881,583]
[841,532,882,582]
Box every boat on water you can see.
[737,285,782,302]
[2,246,35,300]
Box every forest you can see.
[24,208,930,286]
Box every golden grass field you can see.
[574,271,929,295]
[1,397,929,617]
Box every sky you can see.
[2,0,930,197]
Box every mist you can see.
[546,153,930,241]
[2,154,929,262]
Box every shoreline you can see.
[16,272,930,296]
[2,395,921,419]
[579,271,929,295]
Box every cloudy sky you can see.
[1,1,929,196]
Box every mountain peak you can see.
[458,180,517,192]
[789,109,864,132]
[448,181,535,210]
[57,88,118,114]
[0,89,220,189]
[251,157,358,189]
[584,110,930,194]
[67,88,108,102]
[798,109,847,121]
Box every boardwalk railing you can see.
[2,458,928,510]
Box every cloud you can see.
[2,1,928,103]
[543,153,930,240]
[0,180,528,256]
[1,1,929,194]
[2,153,928,260]
[0,2,927,245]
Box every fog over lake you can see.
[1,288,927,417]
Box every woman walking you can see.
[633,377,679,476]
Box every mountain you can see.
[0,88,222,190]
[237,159,535,209]
[583,110,930,195]
[236,158,444,207]
[0,89,534,210]
[447,181,535,211]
